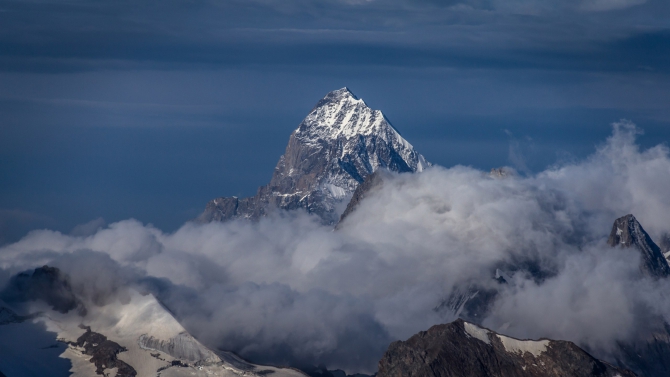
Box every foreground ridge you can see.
[377,319,636,377]
[0,266,307,377]
[198,87,428,224]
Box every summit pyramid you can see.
[198,87,429,224]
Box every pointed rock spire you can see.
[607,214,670,278]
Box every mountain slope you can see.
[198,88,428,224]
[377,319,636,377]
[0,266,307,377]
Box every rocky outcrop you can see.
[607,214,670,278]
[198,88,428,225]
[377,319,636,377]
[73,326,137,377]
[1,265,86,315]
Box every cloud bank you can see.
[2,121,670,373]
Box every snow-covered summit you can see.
[292,87,426,171]
[199,87,429,224]
[298,87,396,139]
[272,87,428,192]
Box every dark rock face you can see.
[377,319,635,377]
[336,169,389,226]
[607,214,670,278]
[157,360,190,373]
[1,265,85,315]
[74,326,137,377]
[198,88,428,225]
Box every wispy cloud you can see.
[580,0,647,12]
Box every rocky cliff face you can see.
[198,88,428,224]
[607,214,670,278]
[377,319,636,377]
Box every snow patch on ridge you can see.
[299,88,385,141]
[497,334,550,357]
[463,322,491,345]
[324,184,348,199]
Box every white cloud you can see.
[2,121,670,372]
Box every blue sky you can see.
[1,0,669,243]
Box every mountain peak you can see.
[607,214,670,278]
[297,87,412,151]
[329,87,358,99]
[198,88,429,224]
